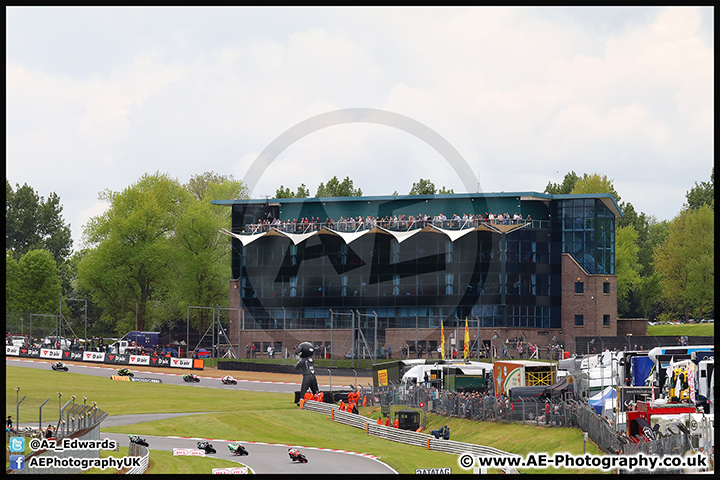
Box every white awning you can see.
[220,224,485,246]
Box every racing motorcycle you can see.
[183,373,200,383]
[128,434,149,447]
[51,362,69,371]
[227,442,248,456]
[288,448,308,463]
[197,441,216,454]
[221,375,237,385]
[117,368,134,377]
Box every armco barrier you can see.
[302,400,520,472]
[126,443,149,474]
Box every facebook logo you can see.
[10,436,25,452]
[10,455,25,470]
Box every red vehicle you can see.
[626,401,697,441]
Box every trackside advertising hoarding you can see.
[6,346,202,370]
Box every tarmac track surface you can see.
[101,430,395,474]
[6,358,350,393]
[7,358,397,474]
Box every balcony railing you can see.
[242,218,550,234]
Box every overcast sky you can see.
[6,6,714,252]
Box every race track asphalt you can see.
[7,358,397,474]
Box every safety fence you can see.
[126,443,150,474]
[372,383,712,473]
[301,400,520,473]
[6,418,106,475]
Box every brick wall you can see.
[561,253,617,342]
[616,318,649,336]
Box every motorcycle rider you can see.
[288,447,307,463]
[128,434,148,446]
[228,442,247,455]
[222,375,236,384]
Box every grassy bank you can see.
[647,322,714,337]
[6,366,606,474]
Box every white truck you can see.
[108,340,131,354]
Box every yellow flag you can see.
[463,319,470,360]
[441,322,445,360]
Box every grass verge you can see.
[6,366,607,474]
[647,323,714,337]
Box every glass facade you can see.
[236,226,559,330]
[558,198,615,274]
[222,193,617,333]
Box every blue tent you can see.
[161,346,179,357]
[588,386,617,414]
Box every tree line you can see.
[5,169,714,339]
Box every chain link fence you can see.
[372,382,709,474]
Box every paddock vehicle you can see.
[197,441,216,454]
[221,375,237,385]
[183,373,200,383]
[51,362,69,371]
[228,442,248,456]
[117,368,134,377]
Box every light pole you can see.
[282,307,287,365]
[587,338,595,355]
[15,387,20,431]
[611,356,618,431]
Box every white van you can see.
[9,335,29,347]
[402,361,490,384]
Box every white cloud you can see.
[5,7,713,252]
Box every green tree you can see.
[409,178,436,195]
[296,184,310,198]
[170,174,247,333]
[6,250,21,311]
[186,171,248,201]
[615,225,641,316]
[653,205,714,321]
[636,272,663,320]
[685,167,714,210]
[77,172,191,333]
[438,186,455,194]
[6,181,73,265]
[6,249,62,314]
[570,173,621,204]
[275,186,294,199]
[617,203,648,274]
[544,171,580,195]
[315,176,362,197]
[275,184,309,199]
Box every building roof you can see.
[212,191,623,218]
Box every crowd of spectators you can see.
[245,212,535,233]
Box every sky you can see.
[6,6,714,253]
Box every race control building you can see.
[212,192,621,359]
